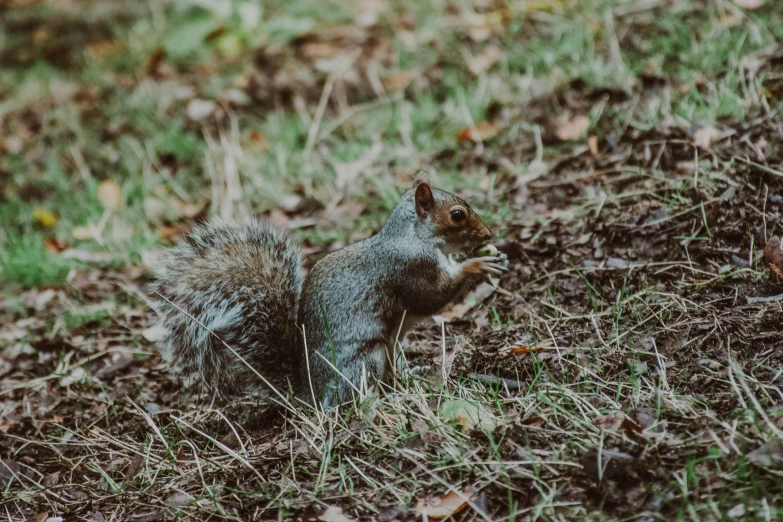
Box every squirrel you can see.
[151,172,507,408]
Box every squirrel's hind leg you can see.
[314,339,393,408]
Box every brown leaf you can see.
[318,506,355,522]
[764,236,783,282]
[415,488,472,519]
[747,439,783,469]
[594,413,623,431]
[98,180,122,211]
[87,40,124,61]
[588,135,599,156]
[44,237,68,253]
[165,492,194,507]
[219,431,241,450]
[465,45,501,76]
[619,417,644,435]
[300,41,342,60]
[325,202,366,221]
[25,513,49,522]
[381,70,415,91]
[72,226,95,241]
[41,471,59,487]
[692,126,721,149]
[187,99,217,121]
[555,115,589,141]
[147,48,167,77]
[630,408,658,431]
[247,130,269,153]
[456,121,499,143]
[159,225,186,242]
[0,459,22,487]
[509,345,544,354]
[733,0,765,9]
[125,454,144,482]
[4,136,24,154]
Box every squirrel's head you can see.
[411,172,493,254]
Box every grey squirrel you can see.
[151,173,507,408]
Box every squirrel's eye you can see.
[450,209,466,223]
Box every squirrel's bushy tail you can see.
[150,219,304,396]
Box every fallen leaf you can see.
[94,352,134,379]
[125,454,144,482]
[97,180,122,211]
[146,48,167,77]
[733,0,765,8]
[415,488,472,519]
[221,88,250,106]
[439,400,497,432]
[619,417,644,435]
[4,136,24,154]
[247,130,269,152]
[630,408,658,431]
[509,345,544,354]
[300,41,342,60]
[72,226,95,241]
[42,471,59,487]
[555,115,589,141]
[187,98,216,121]
[588,135,599,156]
[159,225,185,242]
[0,459,22,487]
[318,506,355,522]
[717,14,741,28]
[382,70,415,91]
[325,202,366,221]
[692,126,721,149]
[465,45,501,76]
[219,431,241,450]
[33,208,58,228]
[456,121,499,143]
[764,236,783,282]
[25,514,49,522]
[747,438,783,469]
[44,238,68,253]
[727,504,746,518]
[165,492,194,507]
[87,40,124,61]
[594,413,623,431]
[377,506,408,522]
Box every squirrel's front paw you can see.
[464,254,509,276]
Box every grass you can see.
[2,0,783,520]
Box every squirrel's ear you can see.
[414,178,434,217]
[413,171,431,189]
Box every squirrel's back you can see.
[150,219,304,396]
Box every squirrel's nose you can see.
[482,226,493,241]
